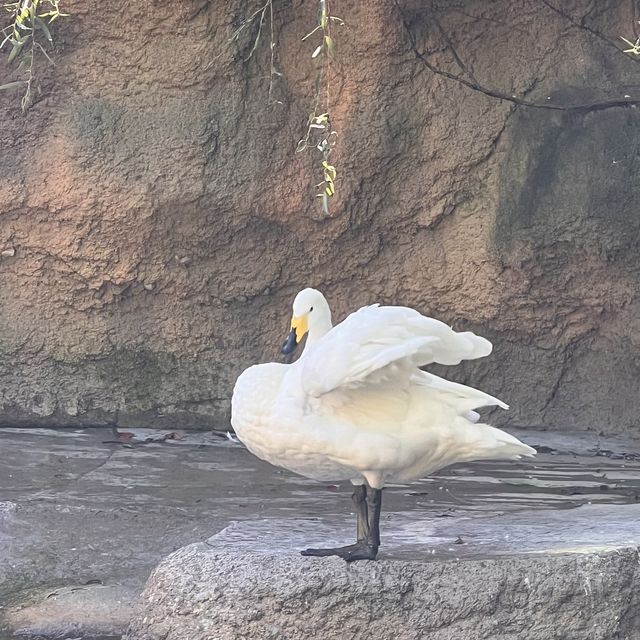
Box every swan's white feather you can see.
[299,305,492,397]
[231,295,535,489]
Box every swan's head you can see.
[281,288,332,355]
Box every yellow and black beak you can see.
[281,329,298,355]
[281,314,309,356]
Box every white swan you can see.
[231,288,535,561]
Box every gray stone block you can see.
[126,520,640,640]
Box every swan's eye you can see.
[310,306,314,312]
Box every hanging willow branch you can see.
[209,1,347,216]
[295,0,343,217]
[0,0,67,111]
[207,0,282,105]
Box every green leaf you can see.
[17,56,31,72]
[324,35,335,57]
[322,161,336,181]
[7,39,23,62]
[34,16,53,41]
[319,0,328,28]
[16,7,29,25]
[321,192,330,216]
[0,80,27,90]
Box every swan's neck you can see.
[304,304,332,350]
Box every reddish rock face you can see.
[0,0,638,433]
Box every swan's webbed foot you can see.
[301,485,383,562]
[301,541,378,561]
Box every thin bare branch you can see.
[539,0,639,63]
[393,0,640,113]
[244,2,267,61]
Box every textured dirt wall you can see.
[0,0,639,433]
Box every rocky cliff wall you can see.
[0,0,639,433]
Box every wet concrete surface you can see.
[1,427,640,638]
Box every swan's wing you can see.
[414,371,509,413]
[301,305,492,398]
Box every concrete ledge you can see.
[126,540,640,640]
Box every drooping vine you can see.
[213,0,283,106]
[220,0,344,217]
[0,0,67,112]
[295,0,343,217]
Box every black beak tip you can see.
[281,329,298,356]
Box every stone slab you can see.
[125,538,640,640]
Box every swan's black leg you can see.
[368,488,383,553]
[353,484,370,542]
[301,485,381,561]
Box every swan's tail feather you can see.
[457,422,537,462]
[415,372,509,415]
[402,419,536,480]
